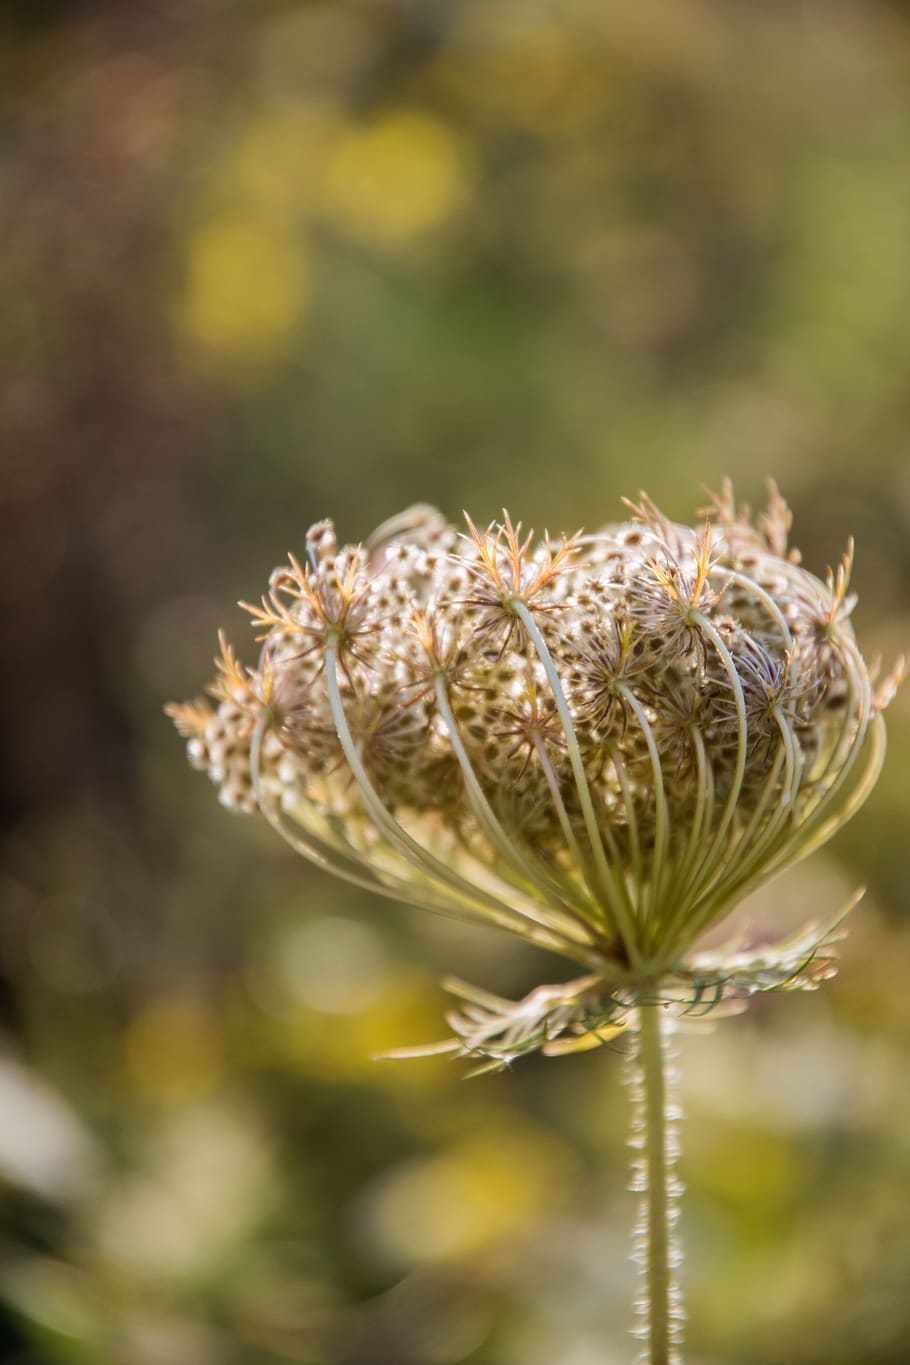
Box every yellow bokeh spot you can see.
[181,216,309,367]
[278,969,451,1090]
[124,997,223,1105]
[323,111,471,244]
[361,1121,575,1266]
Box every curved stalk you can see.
[510,599,642,968]
[616,683,670,935]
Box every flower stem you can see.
[628,1001,682,1365]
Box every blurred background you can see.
[2,0,910,1361]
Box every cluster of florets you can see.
[169,486,893,990]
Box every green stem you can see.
[629,1001,682,1365]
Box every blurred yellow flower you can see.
[358,1121,575,1265]
[323,110,471,244]
[181,215,309,369]
[278,969,451,1089]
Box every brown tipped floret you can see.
[168,490,894,977]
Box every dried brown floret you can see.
[168,491,895,994]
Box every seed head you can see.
[168,488,897,1065]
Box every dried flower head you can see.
[168,486,896,1066]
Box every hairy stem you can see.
[627,1001,683,1365]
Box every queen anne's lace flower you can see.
[168,486,898,1066]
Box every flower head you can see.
[168,488,896,1066]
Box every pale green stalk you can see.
[628,1003,682,1365]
